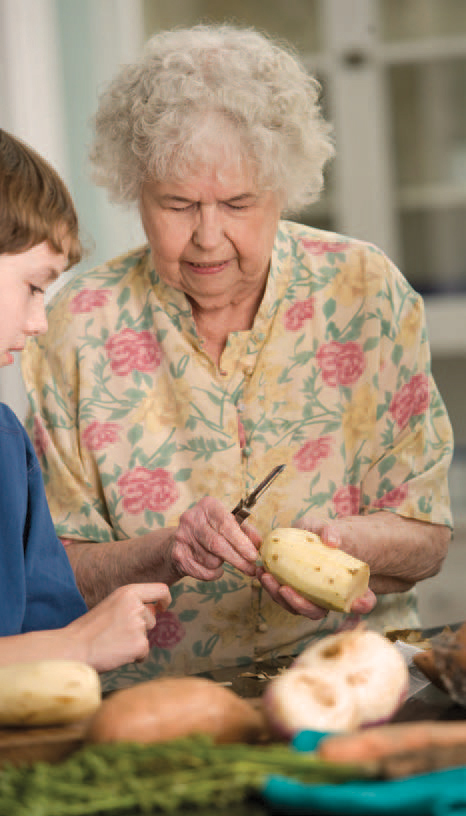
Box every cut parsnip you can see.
[260,527,370,612]
[0,660,101,727]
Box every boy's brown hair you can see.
[0,129,82,268]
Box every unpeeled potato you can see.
[86,676,269,745]
[0,660,101,726]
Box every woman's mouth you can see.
[185,260,229,275]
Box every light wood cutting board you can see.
[0,718,90,767]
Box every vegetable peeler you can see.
[231,464,286,525]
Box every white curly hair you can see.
[89,23,335,214]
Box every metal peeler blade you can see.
[231,464,286,525]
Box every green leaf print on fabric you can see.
[117,286,131,308]
[128,425,144,446]
[178,609,199,622]
[323,298,336,318]
[378,455,397,477]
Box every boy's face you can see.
[0,241,68,368]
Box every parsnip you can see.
[260,527,370,612]
[0,659,101,726]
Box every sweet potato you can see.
[86,676,269,745]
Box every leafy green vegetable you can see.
[0,735,376,815]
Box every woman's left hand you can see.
[255,567,376,620]
[294,510,451,595]
[256,510,451,618]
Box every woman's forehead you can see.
[144,149,264,202]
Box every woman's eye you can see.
[170,203,195,212]
[225,200,253,210]
[29,284,44,295]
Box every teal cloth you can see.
[261,730,466,815]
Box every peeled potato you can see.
[260,527,370,612]
[0,660,101,726]
[86,676,269,745]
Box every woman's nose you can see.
[192,205,223,249]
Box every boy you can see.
[0,128,171,671]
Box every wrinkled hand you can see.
[66,583,171,672]
[256,516,377,619]
[295,513,421,599]
[255,566,340,620]
[168,496,261,582]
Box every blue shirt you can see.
[0,403,87,634]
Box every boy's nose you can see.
[26,302,48,337]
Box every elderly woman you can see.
[22,24,453,685]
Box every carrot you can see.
[318,720,466,765]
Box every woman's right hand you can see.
[167,496,261,582]
[66,583,171,672]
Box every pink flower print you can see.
[390,373,429,428]
[374,484,409,509]
[300,239,351,256]
[410,373,430,415]
[332,485,361,517]
[284,298,315,331]
[105,328,163,376]
[237,416,246,449]
[148,610,185,649]
[316,341,365,387]
[32,416,48,458]
[293,435,333,472]
[81,420,121,451]
[117,466,179,514]
[389,383,412,428]
[69,288,111,314]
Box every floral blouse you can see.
[22,222,453,690]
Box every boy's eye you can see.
[29,284,44,295]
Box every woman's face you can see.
[0,241,67,368]
[139,164,282,312]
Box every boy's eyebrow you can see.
[43,266,61,283]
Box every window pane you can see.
[389,59,466,187]
[143,0,322,54]
[399,207,466,294]
[379,0,466,41]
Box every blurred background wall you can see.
[0,0,465,622]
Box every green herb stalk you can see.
[0,735,376,816]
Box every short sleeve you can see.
[21,293,116,544]
[360,253,453,528]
